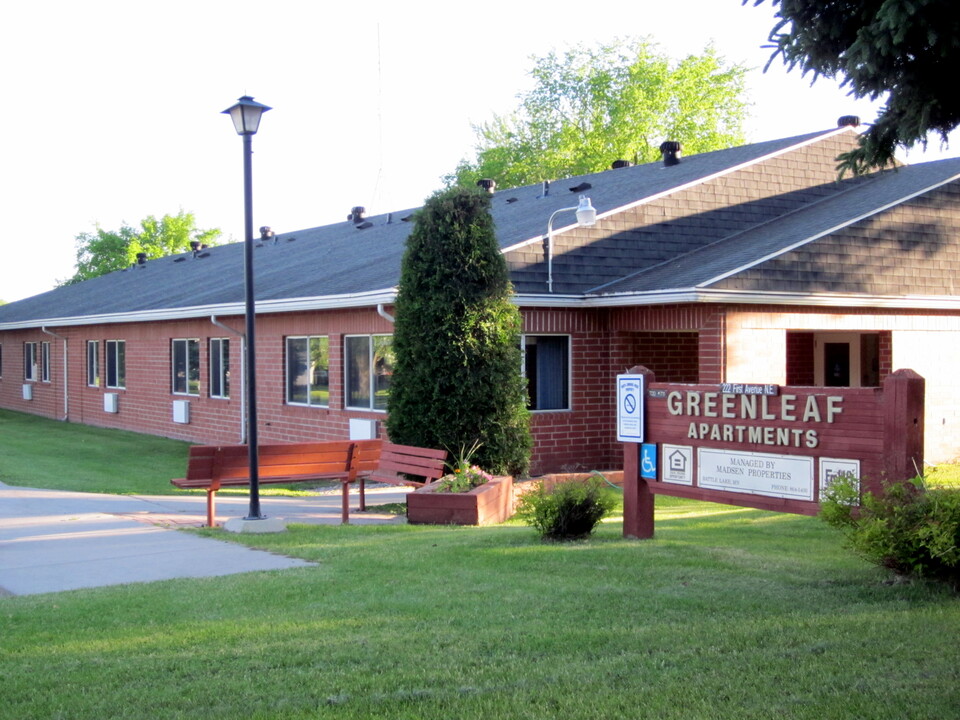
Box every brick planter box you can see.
[407,476,514,526]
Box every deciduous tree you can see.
[60,210,220,285]
[747,0,960,173]
[447,39,748,190]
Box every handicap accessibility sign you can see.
[616,374,645,442]
[641,443,657,480]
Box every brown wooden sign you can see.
[622,367,925,538]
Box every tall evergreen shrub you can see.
[386,187,531,476]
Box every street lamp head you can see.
[575,195,597,227]
[222,95,272,136]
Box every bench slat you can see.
[172,439,445,526]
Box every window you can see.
[209,338,230,399]
[40,342,51,383]
[24,342,38,382]
[106,340,126,389]
[86,341,100,387]
[345,335,393,410]
[523,335,570,411]
[286,336,329,406]
[172,339,200,395]
[0,343,3,377]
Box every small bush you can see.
[820,474,960,588]
[517,476,617,541]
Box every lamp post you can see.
[544,195,597,293]
[223,95,271,521]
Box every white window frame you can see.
[172,338,200,396]
[209,338,230,399]
[522,334,572,412]
[344,334,393,412]
[86,340,100,387]
[24,342,38,382]
[40,341,51,383]
[285,336,330,407]
[106,340,126,390]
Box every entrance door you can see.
[823,342,850,387]
[813,332,881,388]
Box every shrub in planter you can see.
[820,474,960,588]
[517,475,617,540]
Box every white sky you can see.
[2,0,955,303]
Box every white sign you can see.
[819,458,861,502]
[698,449,814,501]
[617,374,645,443]
[661,444,693,485]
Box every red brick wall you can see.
[786,331,815,385]
[523,308,615,474]
[4,299,945,473]
[0,302,732,476]
[631,332,699,382]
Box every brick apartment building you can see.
[1,124,958,473]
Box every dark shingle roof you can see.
[596,157,960,296]
[3,127,957,328]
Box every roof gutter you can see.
[0,289,399,332]
[514,288,960,310]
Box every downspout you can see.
[211,316,247,443]
[377,304,395,324]
[41,327,68,421]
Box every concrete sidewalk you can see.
[0,482,411,597]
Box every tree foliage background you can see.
[60,210,221,286]
[386,187,531,476]
[447,38,748,190]
[749,0,960,173]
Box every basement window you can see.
[286,336,329,407]
[209,338,230,399]
[106,340,126,390]
[345,335,393,411]
[172,339,200,396]
[40,341,50,383]
[86,341,99,387]
[24,342,38,382]
[523,335,570,411]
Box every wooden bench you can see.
[172,440,379,527]
[355,442,448,512]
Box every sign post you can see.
[619,368,654,539]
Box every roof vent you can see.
[569,182,592,193]
[659,141,682,167]
[348,207,365,223]
[539,180,550,198]
[837,115,860,127]
[611,159,632,169]
[136,252,147,265]
[476,178,496,194]
[355,221,373,230]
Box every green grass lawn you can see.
[2,409,958,719]
[3,504,959,719]
[0,408,190,494]
[0,409,330,497]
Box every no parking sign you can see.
[616,374,645,442]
